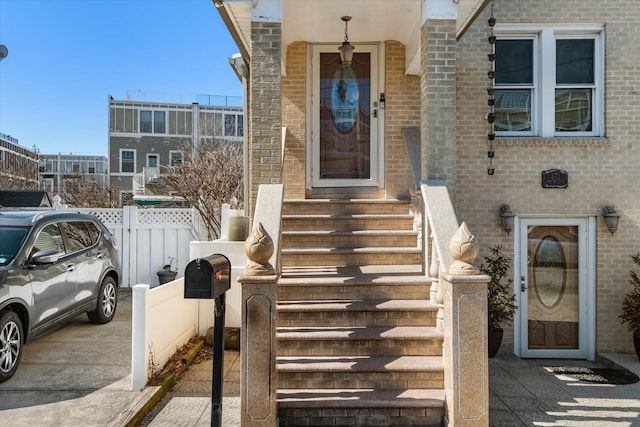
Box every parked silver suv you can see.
[0,210,121,382]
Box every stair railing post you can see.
[238,223,279,427]
[441,222,489,426]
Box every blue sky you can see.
[0,0,243,156]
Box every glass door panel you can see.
[527,225,579,350]
[319,52,371,180]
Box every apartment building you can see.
[39,153,108,194]
[108,97,243,203]
[0,132,39,189]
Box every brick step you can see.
[282,214,416,231]
[278,388,445,426]
[278,265,432,300]
[282,229,419,249]
[277,299,437,327]
[277,326,443,357]
[282,246,423,267]
[283,198,411,216]
[277,355,444,390]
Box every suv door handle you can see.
[96,252,103,259]
[67,264,76,272]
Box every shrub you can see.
[480,246,518,331]
[620,253,640,334]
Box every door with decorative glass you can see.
[516,217,595,359]
[311,45,379,187]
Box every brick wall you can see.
[456,0,640,352]
[384,41,421,198]
[422,19,458,197]
[281,42,307,199]
[249,21,282,215]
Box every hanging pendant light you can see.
[338,16,355,66]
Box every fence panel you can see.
[74,206,206,287]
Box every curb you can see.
[121,338,206,427]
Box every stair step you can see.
[278,387,445,408]
[278,326,440,340]
[282,247,422,267]
[282,214,415,231]
[278,388,445,426]
[282,229,419,248]
[277,355,443,373]
[283,198,411,216]
[277,326,443,357]
[277,355,444,390]
[278,265,431,301]
[277,299,437,327]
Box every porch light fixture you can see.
[602,205,621,235]
[338,16,355,66]
[499,204,516,235]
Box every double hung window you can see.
[140,110,166,134]
[120,149,135,174]
[494,25,603,137]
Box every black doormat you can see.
[546,366,639,385]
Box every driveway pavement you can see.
[0,290,156,427]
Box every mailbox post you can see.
[184,254,231,427]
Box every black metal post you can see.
[211,293,225,427]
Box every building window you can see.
[224,114,243,137]
[169,150,183,166]
[120,149,136,173]
[140,110,166,134]
[88,161,96,174]
[494,26,603,137]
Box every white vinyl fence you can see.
[73,206,206,287]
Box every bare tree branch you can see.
[163,140,243,240]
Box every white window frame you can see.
[139,109,167,134]
[146,153,159,168]
[495,24,604,138]
[169,150,183,166]
[120,149,136,174]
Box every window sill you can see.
[493,136,610,147]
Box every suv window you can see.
[64,221,96,253]
[0,226,29,265]
[33,223,65,255]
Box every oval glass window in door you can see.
[331,66,359,133]
[532,236,566,308]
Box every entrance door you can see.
[516,217,595,359]
[311,45,380,187]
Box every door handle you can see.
[96,252,104,259]
[520,275,527,292]
[67,264,76,272]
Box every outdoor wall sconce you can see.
[338,16,355,66]
[602,205,621,235]
[500,204,516,235]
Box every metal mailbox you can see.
[184,254,231,299]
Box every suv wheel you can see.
[0,310,23,383]
[87,277,118,324]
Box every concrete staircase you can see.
[277,199,445,426]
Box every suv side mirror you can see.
[31,249,61,265]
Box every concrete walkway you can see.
[2,290,638,426]
[140,347,640,426]
[489,351,640,426]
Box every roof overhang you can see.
[215,0,489,75]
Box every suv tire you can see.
[87,277,118,324]
[0,310,23,383]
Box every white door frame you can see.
[307,43,384,188]
[513,216,596,360]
